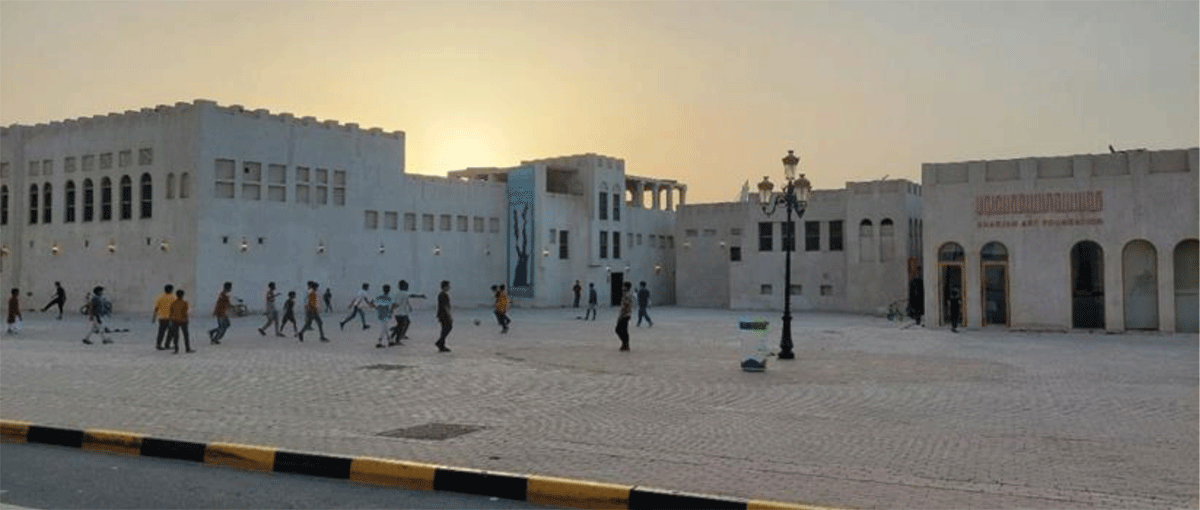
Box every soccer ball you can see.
[473,319,481,326]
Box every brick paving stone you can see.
[1,307,1196,509]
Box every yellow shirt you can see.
[154,293,175,320]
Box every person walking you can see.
[323,287,333,313]
[340,283,371,331]
[947,285,962,333]
[82,286,113,345]
[584,283,598,320]
[572,280,582,308]
[389,280,424,345]
[615,281,633,351]
[280,291,299,336]
[372,284,396,348]
[258,282,282,337]
[41,281,67,320]
[435,280,452,352]
[494,284,511,334]
[298,281,329,342]
[6,288,22,335]
[907,271,925,326]
[152,284,175,350]
[636,281,653,327]
[207,282,232,344]
[165,289,194,354]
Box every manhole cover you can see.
[359,364,410,371]
[378,423,486,440]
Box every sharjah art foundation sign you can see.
[975,190,1103,229]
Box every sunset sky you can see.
[2,1,1196,204]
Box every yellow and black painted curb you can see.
[0,419,842,510]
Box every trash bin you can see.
[739,318,771,372]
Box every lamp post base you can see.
[778,314,794,360]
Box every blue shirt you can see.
[374,294,394,321]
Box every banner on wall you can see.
[506,166,536,298]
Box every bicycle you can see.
[886,299,908,321]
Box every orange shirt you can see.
[306,290,319,314]
[154,293,175,320]
[213,292,230,318]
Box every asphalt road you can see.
[0,442,553,509]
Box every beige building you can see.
[922,148,1199,332]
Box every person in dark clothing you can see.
[947,285,962,333]
[322,287,333,313]
[435,280,453,352]
[280,291,299,336]
[572,280,582,308]
[41,281,67,320]
[6,288,21,335]
[615,281,633,351]
[907,272,925,326]
[585,283,598,321]
[635,281,652,327]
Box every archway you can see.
[1071,241,1105,329]
[938,242,965,327]
[1174,240,1198,332]
[1122,240,1158,330]
[981,241,1009,326]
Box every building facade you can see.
[0,100,681,312]
[675,178,923,315]
[922,148,1199,332]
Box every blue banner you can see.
[506,166,536,298]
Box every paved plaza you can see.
[1,305,1196,509]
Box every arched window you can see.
[179,172,190,198]
[140,173,152,218]
[980,241,1009,326]
[859,219,874,262]
[83,179,94,222]
[166,173,176,199]
[120,175,133,220]
[42,182,52,224]
[939,242,965,262]
[28,184,38,224]
[0,185,8,225]
[981,241,1008,261]
[879,218,895,261]
[100,177,113,221]
[65,181,76,223]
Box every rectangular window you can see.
[404,212,417,231]
[612,193,620,221]
[613,230,621,259]
[758,222,773,251]
[384,211,398,230]
[790,284,802,295]
[599,230,608,259]
[598,192,608,220]
[268,164,286,201]
[549,229,557,244]
[242,162,261,200]
[28,160,39,176]
[139,148,153,165]
[364,210,378,229]
[828,220,844,251]
[296,167,310,183]
[730,246,741,261]
[295,184,309,203]
[99,152,113,169]
[781,221,795,251]
[668,236,674,248]
[423,214,435,232]
[440,214,452,231]
[761,284,773,295]
[215,159,236,199]
[456,215,468,232]
[118,150,131,167]
[703,229,716,237]
[820,285,833,296]
[489,217,499,233]
[627,232,633,248]
[333,170,346,206]
[805,221,820,251]
[332,188,345,206]
[474,216,484,232]
[42,159,53,175]
[731,228,742,237]
[636,234,643,246]
[686,229,698,237]
[0,162,7,179]
[316,168,328,184]
[65,157,76,173]
[559,230,569,259]
[315,186,327,205]
[82,155,95,172]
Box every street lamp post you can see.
[757,150,811,360]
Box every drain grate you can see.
[378,423,486,441]
[359,364,410,371]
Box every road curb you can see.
[0,419,842,510]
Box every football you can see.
[473,319,481,326]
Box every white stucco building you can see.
[0,100,681,312]
[922,148,1199,333]
[675,178,923,315]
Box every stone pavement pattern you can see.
[1,307,1196,509]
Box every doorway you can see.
[1071,241,1105,329]
[610,272,624,306]
[1174,240,1198,333]
[938,242,965,327]
[981,242,1009,326]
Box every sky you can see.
[1,1,1196,204]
